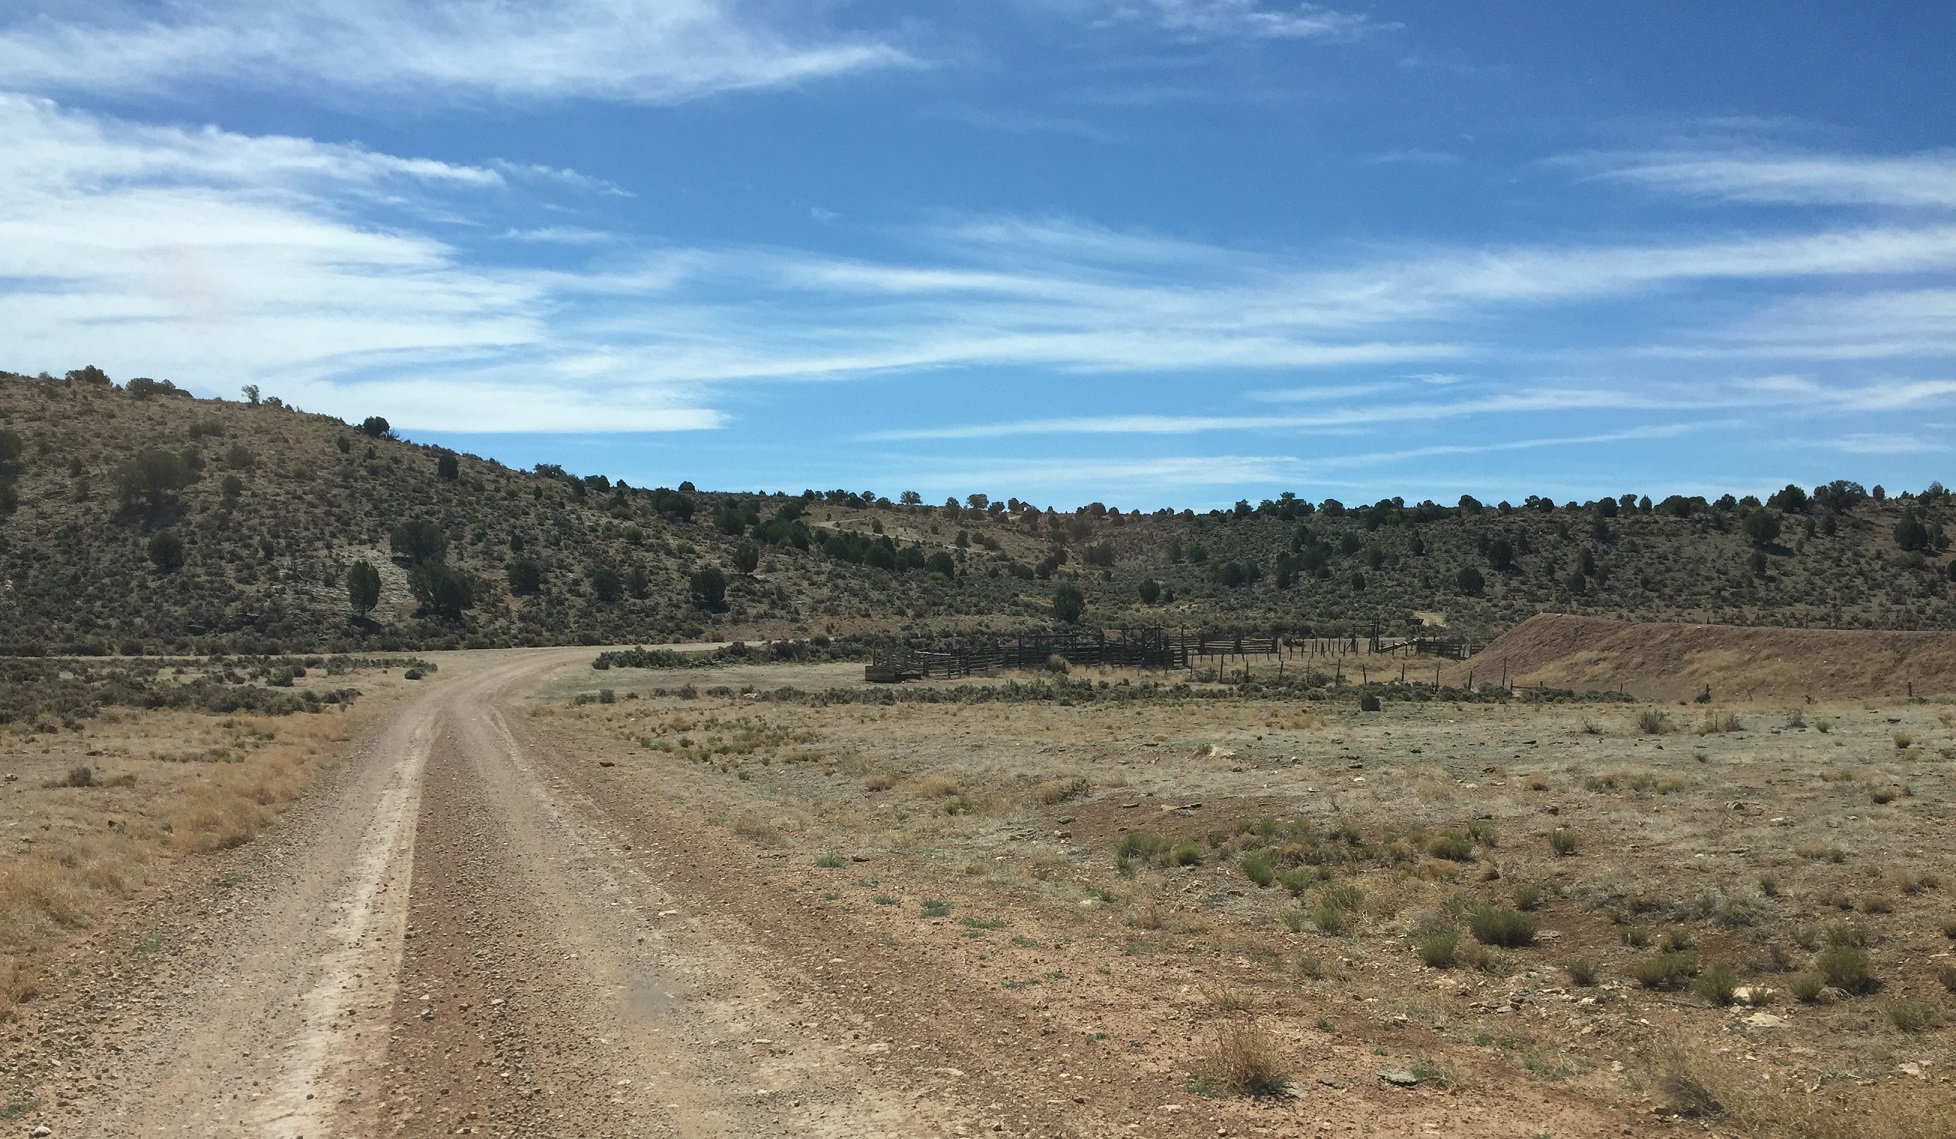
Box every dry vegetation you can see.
[0,661,413,1014]
[546,660,1956,1138]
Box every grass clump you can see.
[1116,832,1168,874]
[1511,882,1546,911]
[1169,841,1203,867]
[1312,902,1349,935]
[920,898,951,918]
[1631,951,1698,990]
[1565,958,1601,987]
[1428,832,1474,862]
[1636,709,1673,735]
[1815,946,1876,994]
[1695,962,1740,1006]
[1189,1021,1291,1098]
[1467,905,1536,948]
[1790,973,1825,1003]
[1888,1001,1938,1034]
[1417,931,1459,968]
[1548,828,1577,856]
[1239,853,1274,888]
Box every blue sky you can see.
[3,2,1953,509]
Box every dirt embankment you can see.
[1453,613,1956,702]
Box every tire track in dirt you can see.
[375,658,957,1137]
[57,649,590,1137]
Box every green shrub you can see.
[389,519,447,565]
[1790,973,1825,1003]
[1815,946,1876,994]
[1512,882,1546,911]
[347,559,381,614]
[1239,854,1274,888]
[1467,905,1536,948]
[1565,958,1601,987]
[1311,903,1347,935]
[1888,1001,1938,1034]
[1278,869,1315,896]
[146,529,185,572]
[1116,832,1168,872]
[1695,963,1739,1006]
[1549,829,1577,856]
[1322,883,1363,912]
[1428,833,1474,862]
[1417,931,1458,968]
[689,566,727,610]
[1170,841,1203,867]
[506,558,543,596]
[1631,951,1698,990]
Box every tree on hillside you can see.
[1051,582,1085,624]
[115,448,196,514]
[589,565,623,604]
[409,561,474,619]
[1742,508,1781,549]
[1485,537,1515,571]
[347,559,381,615]
[389,520,448,565]
[359,416,393,439]
[506,558,543,596]
[437,451,459,481]
[1138,578,1162,604]
[1894,513,1934,552]
[0,428,24,471]
[147,530,185,572]
[1456,566,1485,595]
[690,566,727,611]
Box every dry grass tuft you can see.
[1036,776,1091,804]
[910,774,960,797]
[1190,1020,1290,1098]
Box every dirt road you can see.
[44,648,951,1138]
[30,647,1670,1139]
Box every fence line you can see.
[866,626,1480,681]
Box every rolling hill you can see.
[2,367,1954,656]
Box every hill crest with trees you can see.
[2,367,1953,656]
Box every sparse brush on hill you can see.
[4,368,1956,654]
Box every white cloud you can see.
[1669,289,1956,361]
[1106,1,1378,42]
[1588,148,1956,209]
[859,388,1729,441]
[1825,433,1949,455]
[0,0,912,104]
[0,95,715,432]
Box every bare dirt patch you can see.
[1451,613,1956,702]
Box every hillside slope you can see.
[1450,613,1956,702]
[2,369,1954,654]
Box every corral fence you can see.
[866,625,1482,682]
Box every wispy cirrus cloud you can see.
[10,95,1956,444]
[858,388,1735,442]
[1581,148,1956,209]
[1102,0,1381,42]
[0,0,914,104]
